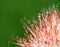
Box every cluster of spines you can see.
[12,5,60,47]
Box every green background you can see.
[0,0,60,47]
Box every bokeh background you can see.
[0,0,60,47]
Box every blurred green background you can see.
[0,0,60,47]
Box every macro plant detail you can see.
[14,5,60,47]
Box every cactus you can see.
[15,5,60,47]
